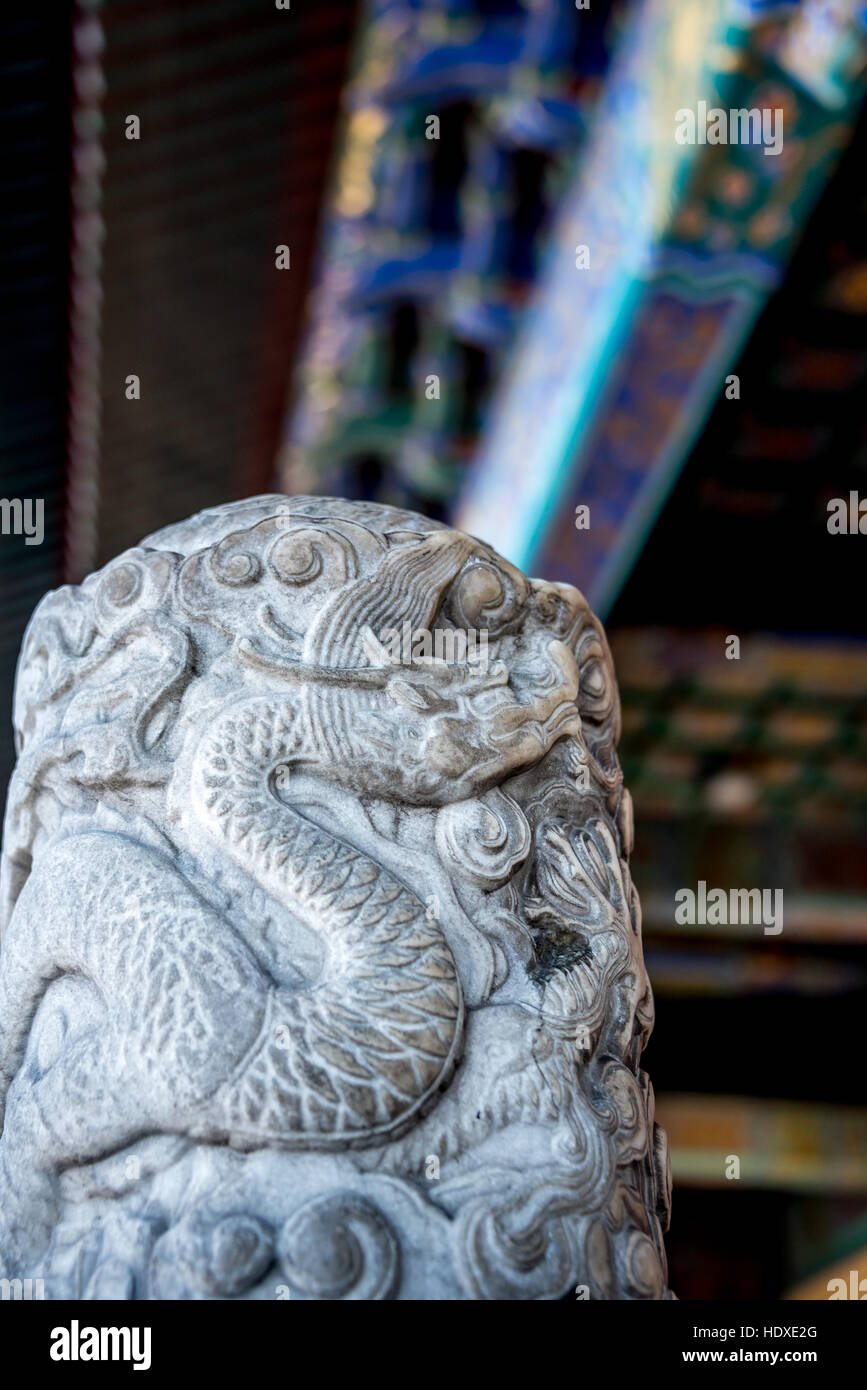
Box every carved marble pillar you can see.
[0,496,671,1299]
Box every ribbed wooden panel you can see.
[71,0,357,575]
[0,12,71,795]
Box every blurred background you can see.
[2,0,866,1299]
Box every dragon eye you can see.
[447,559,528,634]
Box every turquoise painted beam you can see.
[455,0,867,616]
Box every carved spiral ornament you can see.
[278,1194,400,1301]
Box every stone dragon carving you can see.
[0,496,672,1299]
